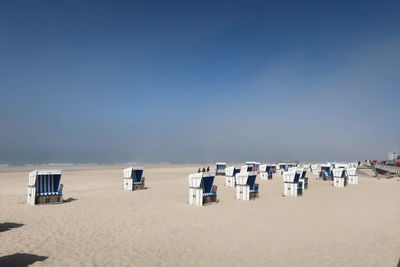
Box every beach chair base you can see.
[124,178,145,191]
[225,176,235,187]
[188,188,217,206]
[348,175,358,184]
[333,177,347,188]
[260,172,272,180]
[36,195,63,205]
[300,178,308,190]
[283,182,302,197]
[235,185,259,200]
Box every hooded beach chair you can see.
[27,170,63,205]
[216,162,227,175]
[225,166,241,187]
[123,167,145,191]
[332,168,347,188]
[346,167,358,184]
[235,171,259,200]
[319,164,333,180]
[282,170,302,197]
[277,163,287,174]
[259,164,273,180]
[188,172,217,206]
[311,164,320,175]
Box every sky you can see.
[0,0,399,164]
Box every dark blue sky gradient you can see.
[1,1,399,164]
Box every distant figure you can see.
[198,168,201,173]
[206,166,210,172]
[202,167,206,172]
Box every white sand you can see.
[0,165,399,266]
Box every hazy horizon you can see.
[1,1,399,164]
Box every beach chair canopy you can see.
[225,166,235,176]
[225,166,240,176]
[240,165,253,173]
[246,162,260,171]
[29,170,63,195]
[283,170,300,183]
[235,171,257,187]
[296,168,307,178]
[332,168,346,178]
[123,167,143,182]
[259,164,268,172]
[278,163,286,169]
[346,167,357,176]
[311,164,320,171]
[188,172,216,192]
[260,164,274,173]
[234,167,241,176]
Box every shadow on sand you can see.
[0,253,48,267]
[63,197,77,203]
[0,222,24,233]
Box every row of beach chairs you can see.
[189,162,359,205]
[26,162,359,206]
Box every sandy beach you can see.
[0,165,399,266]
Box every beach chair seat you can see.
[123,167,145,190]
[27,170,63,205]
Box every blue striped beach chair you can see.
[123,167,145,191]
[235,171,259,200]
[283,170,303,197]
[27,170,63,205]
[188,172,217,206]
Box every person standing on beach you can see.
[202,167,206,172]
[206,166,210,172]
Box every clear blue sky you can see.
[1,0,399,164]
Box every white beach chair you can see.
[311,164,320,175]
[225,166,240,187]
[320,164,333,180]
[332,168,347,188]
[27,170,63,205]
[188,172,217,206]
[123,167,145,190]
[259,164,273,180]
[282,170,302,197]
[235,171,259,200]
[346,167,358,184]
